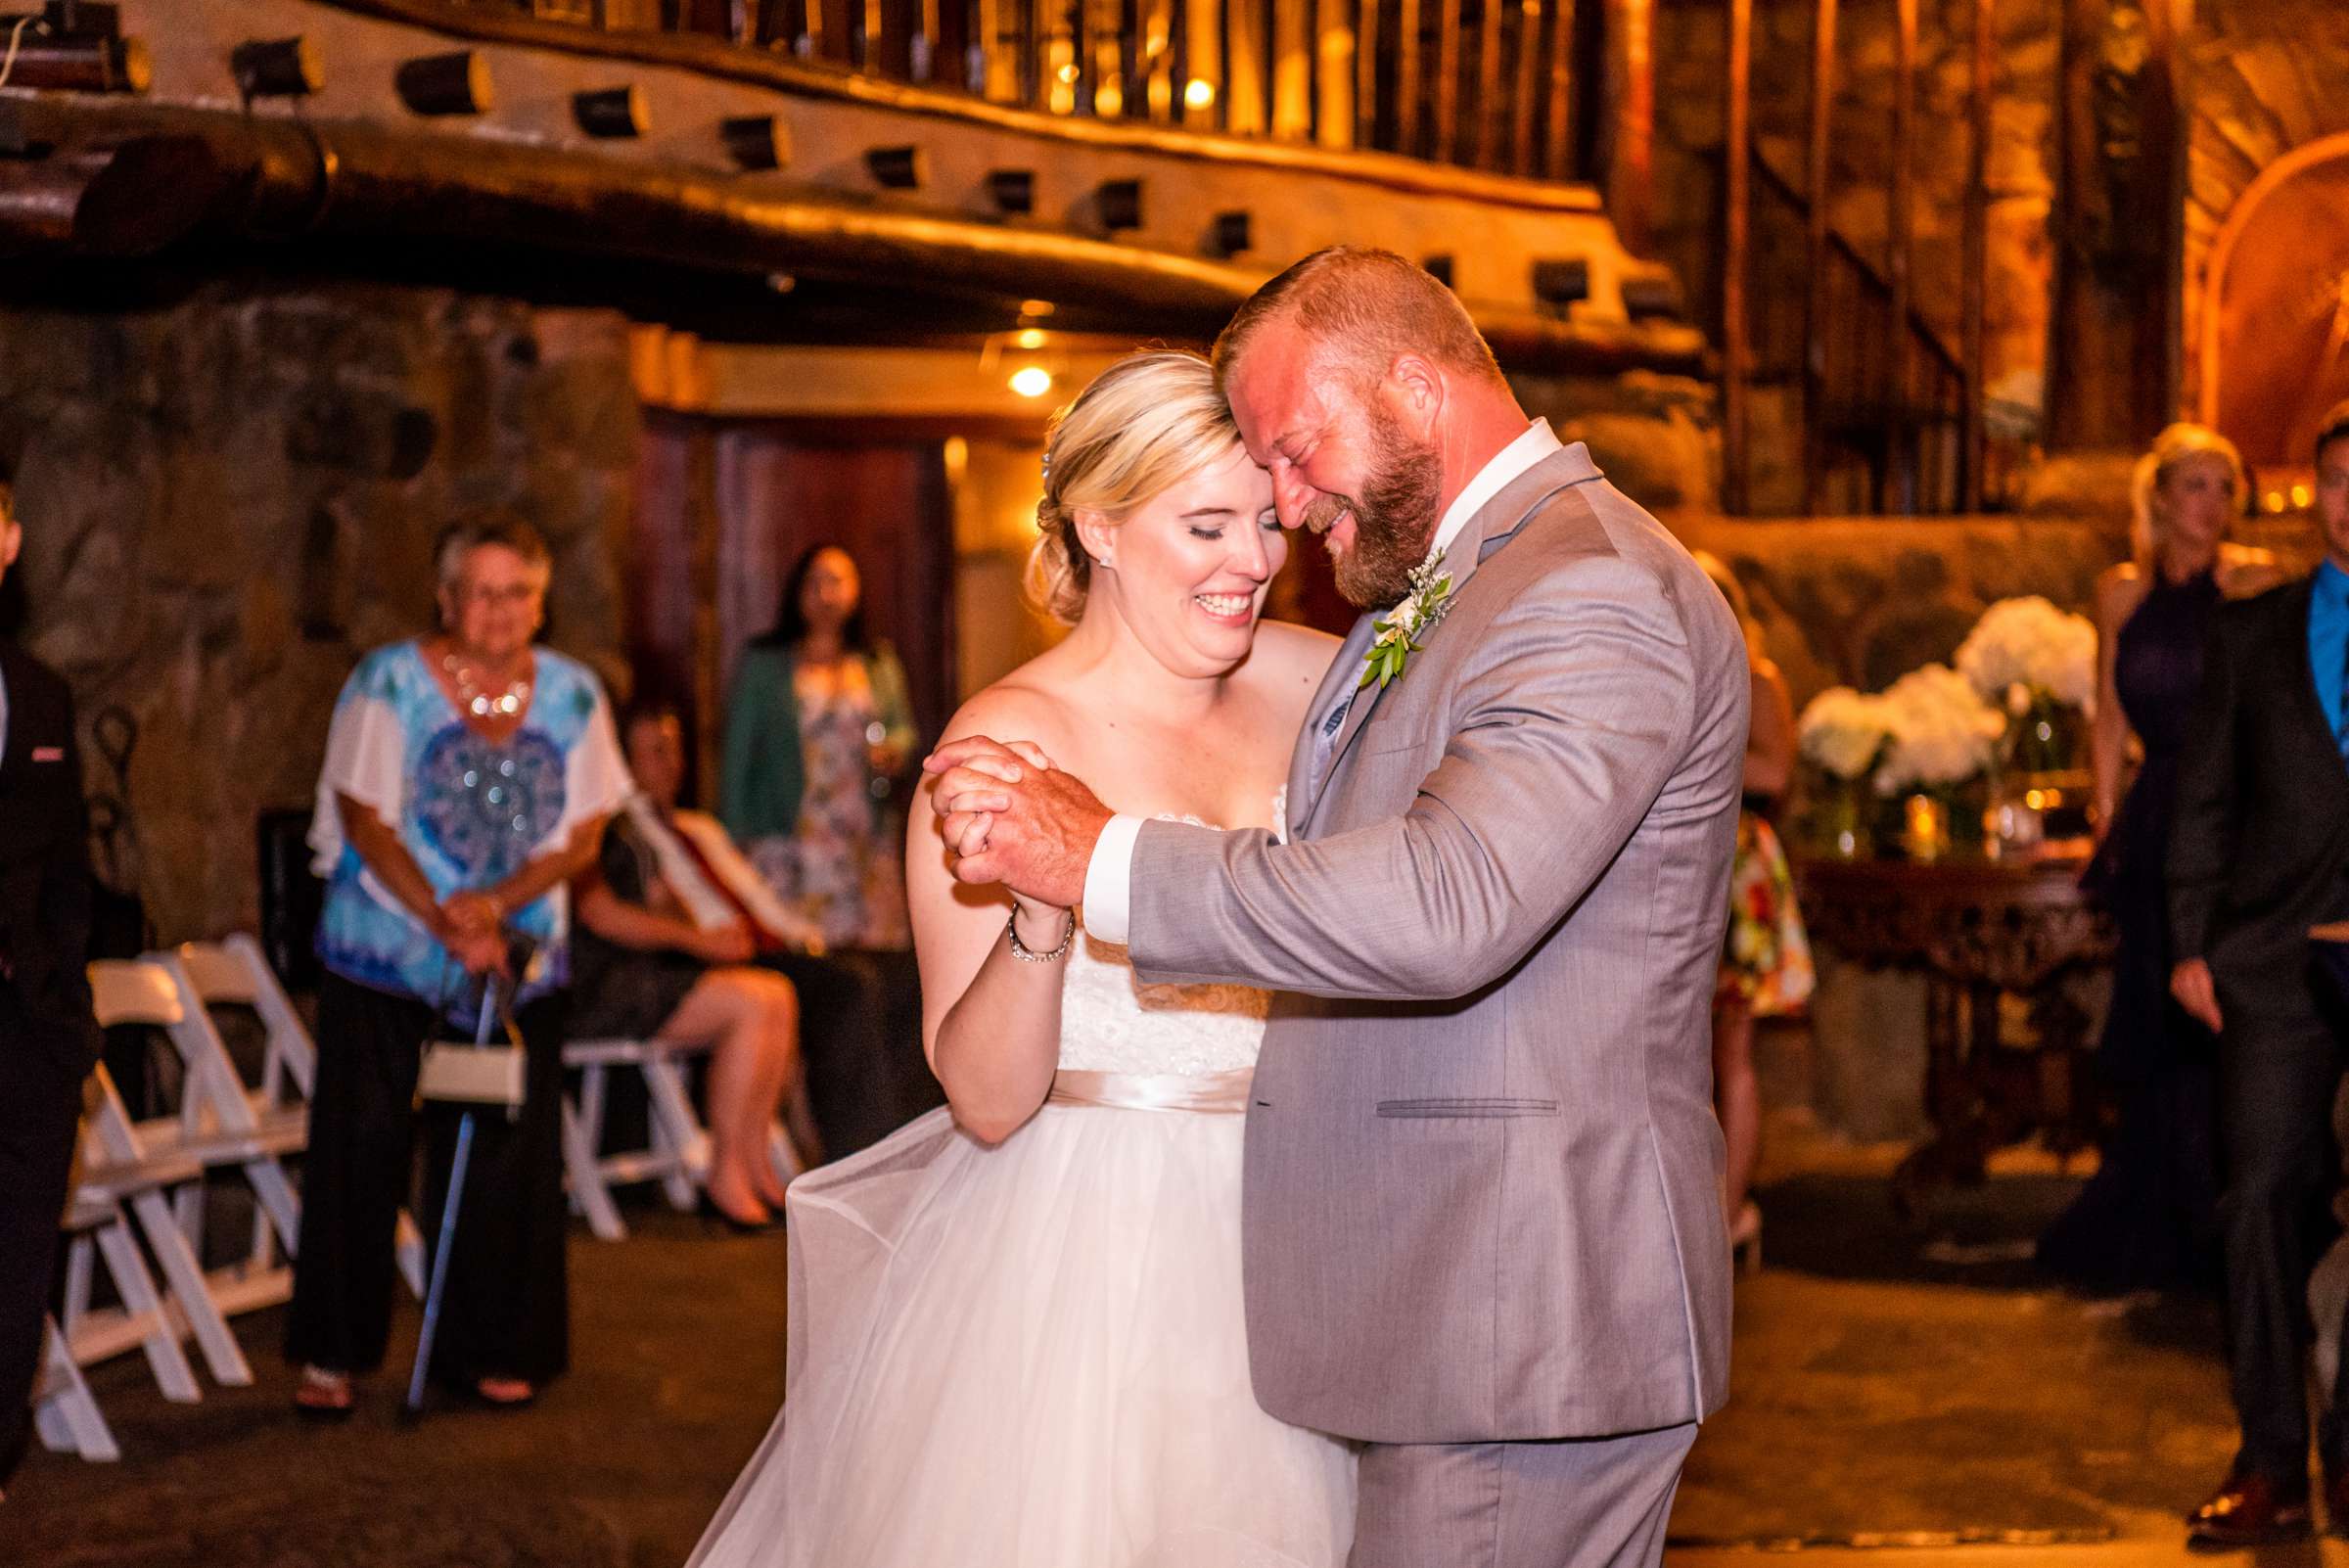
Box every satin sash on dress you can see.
[1045,1067,1254,1115]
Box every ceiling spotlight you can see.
[1014,327,1046,349]
[1009,365,1054,398]
[1183,77,1216,110]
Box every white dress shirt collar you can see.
[1425,419,1564,566]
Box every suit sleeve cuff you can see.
[1081,814,1145,945]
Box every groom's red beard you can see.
[1304,417,1445,609]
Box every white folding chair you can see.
[32,1314,120,1462]
[160,938,426,1299]
[78,960,254,1388]
[146,945,307,1316]
[559,1037,810,1242]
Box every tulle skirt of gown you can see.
[686,1101,1358,1568]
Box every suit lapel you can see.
[2277,578,2349,792]
[0,642,29,799]
[1297,445,1598,836]
[1290,610,1377,822]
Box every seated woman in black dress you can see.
[573,700,818,1229]
[2040,422,2281,1291]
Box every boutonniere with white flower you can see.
[1359,551,1455,691]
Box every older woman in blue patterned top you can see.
[288,515,629,1418]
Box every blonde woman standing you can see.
[687,352,1353,1568]
[2040,423,2281,1292]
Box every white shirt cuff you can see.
[1082,814,1145,945]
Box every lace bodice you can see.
[1054,793,1282,1077]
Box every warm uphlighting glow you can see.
[1184,77,1216,110]
[1057,63,1080,84]
[1014,327,1047,349]
[1021,299,1056,316]
[1009,365,1055,397]
[2266,490,2289,513]
[2294,483,2315,509]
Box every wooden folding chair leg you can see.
[561,1092,628,1242]
[126,1188,254,1387]
[90,1217,202,1403]
[33,1317,119,1462]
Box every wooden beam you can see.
[1542,0,1574,180]
[1723,0,1752,515]
[1802,0,1837,513]
[1433,0,1462,164]
[1960,0,1993,510]
[1882,0,1916,513]
[1355,0,1379,150]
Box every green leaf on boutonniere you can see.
[1357,552,1454,691]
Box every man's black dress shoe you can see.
[2188,1471,2312,1548]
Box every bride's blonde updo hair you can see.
[1027,349,1242,623]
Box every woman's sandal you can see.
[293,1364,355,1422]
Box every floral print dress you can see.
[750,660,911,952]
[1720,809,1815,1018]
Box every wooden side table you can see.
[1795,843,2117,1218]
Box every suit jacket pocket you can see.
[1375,1096,1560,1119]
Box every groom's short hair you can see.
[1213,247,1504,394]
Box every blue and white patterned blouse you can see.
[307,639,631,1017]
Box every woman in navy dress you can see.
[2040,424,2280,1291]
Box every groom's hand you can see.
[926,736,1110,909]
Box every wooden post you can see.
[1960,0,1993,510]
[1396,0,1423,156]
[1604,0,1653,253]
[1227,0,1268,133]
[1182,0,1221,125]
[1273,0,1313,140]
[1802,0,1837,513]
[687,424,723,815]
[1510,0,1542,175]
[1543,0,1575,180]
[1316,0,1355,148]
[1723,0,1753,515]
[1882,0,1916,513]
[1356,0,1379,150]
[1433,0,1462,165]
[1474,0,1505,169]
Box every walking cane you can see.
[402,971,503,1423]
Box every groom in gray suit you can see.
[932,247,1745,1566]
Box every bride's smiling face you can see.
[1080,441,1284,677]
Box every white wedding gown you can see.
[686,814,1358,1568]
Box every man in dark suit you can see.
[0,467,100,1490]
[2171,400,2349,1546]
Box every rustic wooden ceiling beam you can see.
[0,101,1705,375]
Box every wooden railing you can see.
[1719,0,2001,517]
[1743,151,1970,516]
[487,0,1600,180]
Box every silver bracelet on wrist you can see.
[1006,907,1077,963]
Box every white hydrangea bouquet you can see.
[1952,595,2096,774]
[1796,687,1895,782]
[1871,664,2008,798]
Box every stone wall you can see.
[0,282,636,945]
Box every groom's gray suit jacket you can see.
[1126,442,1745,1445]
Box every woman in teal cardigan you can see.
[722,544,918,951]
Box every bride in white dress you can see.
[686,350,1354,1568]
